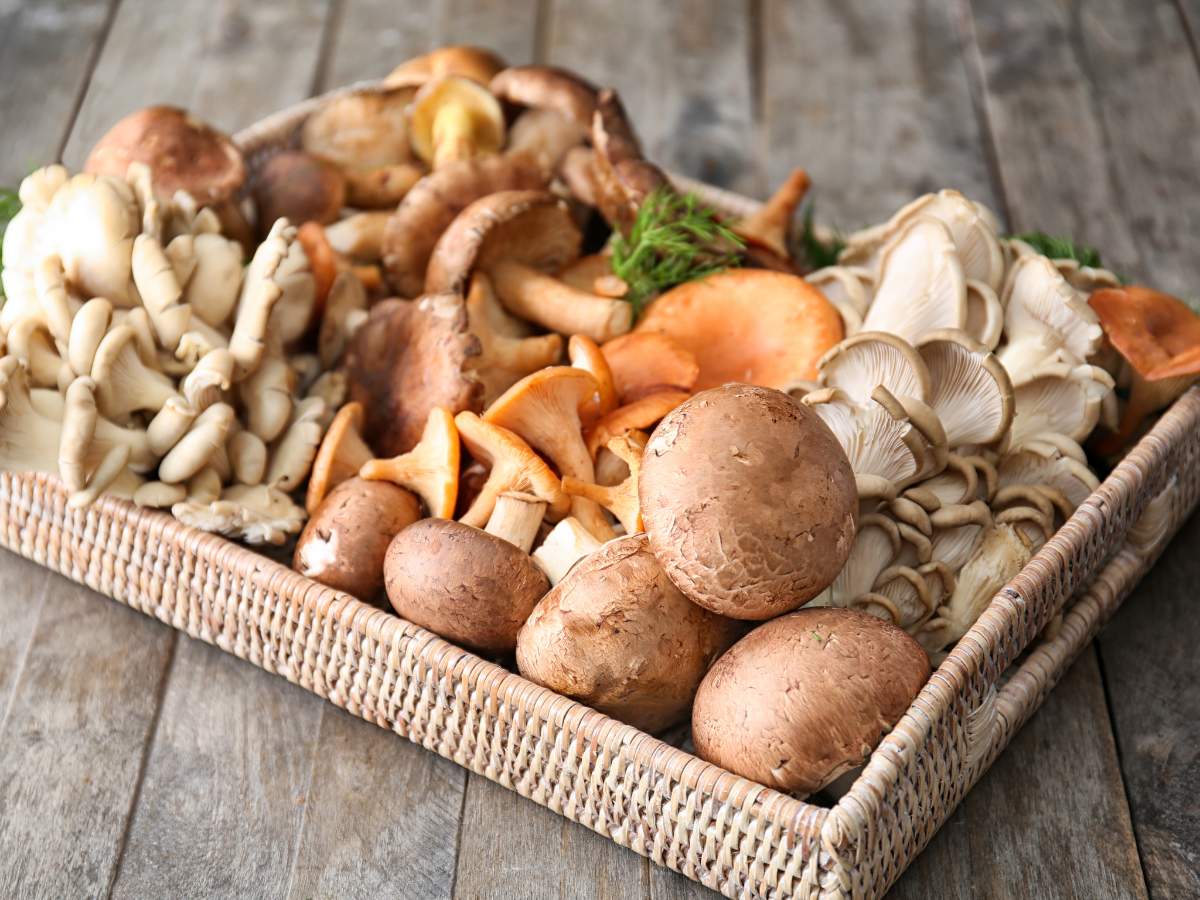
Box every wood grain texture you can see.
[109,639,322,898]
[0,552,53,725]
[1099,517,1200,898]
[761,0,998,230]
[60,0,330,167]
[285,707,466,900]
[0,0,114,184]
[323,0,540,90]
[891,651,1148,899]
[0,572,175,899]
[544,0,758,194]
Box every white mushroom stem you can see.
[158,403,235,484]
[34,254,78,348]
[67,298,113,378]
[59,376,100,492]
[326,211,390,261]
[531,516,603,585]
[147,397,199,457]
[132,233,192,350]
[229,220,292,379]
[488,258,633,343]
[484,492,547,553]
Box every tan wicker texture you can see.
[1,84,1196,899]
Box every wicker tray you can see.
[5,85,1200,899]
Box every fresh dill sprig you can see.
[0,188,19,297]
[610,187,744,319]
[798,203,845,270]
[1014,231,1103,268]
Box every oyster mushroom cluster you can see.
[796,189,1123,658]
[0,108,348,543]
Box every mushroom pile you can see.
[791,190,1125,658]
[0,108,347,543]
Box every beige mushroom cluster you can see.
[0,132,342,543]
[791,190,1118,659]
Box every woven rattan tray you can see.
[5,84,1199,899]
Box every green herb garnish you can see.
[610,186,743,319]
[1014,231,1103,268]
[798,203,845,270]
[0,188,19,297]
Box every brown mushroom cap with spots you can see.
[84,106,245,206]
[691,607,930,796]
[640,384,857,620]
[489,65,600,129]
[344,295,483,456]
[293,476,422,601]
[516,532,739,733]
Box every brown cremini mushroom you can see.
[383,495,551,653]
[252,151,345,232]
[641,384,857,619]
[691,607,930,796]
[294,477,422,601]
[360,406,460,518]
[516,532,737,733]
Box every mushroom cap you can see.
[345,295,483,456]
[600,331,699,403]
[385,45,506,89]
[691,607,930,795]
[425,189,582,297]
[381,153,547,297]
[454,410,569,525]
[252,150,345,231]
[917,329,1014,447]
[641,384,857,619]
[305,401,373,514]
[636,269,843,391]
[1088,285,1200,379]
[84,106,245,205]
[408,75,506,166]
[384,517,549,653]
[516,533,738,733]
[294,477,421,601]
[489,65,599,128]
[818,331,931,404]
[584,389,690,458]
[300,87,416,169]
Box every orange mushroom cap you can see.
[567,334,618,424]
[360,406,460,518]
[305,402,373,514]
[585,389,691,458]
[1089,285,1200,380]
[634,269,843,391]
[601,331,699,403]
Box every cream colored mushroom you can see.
[158,402,235,484]
[238,355,295,443]
[928,500,992,571]
[267,236,316,349]
[861,216,967,342]
[531,516,603,585]
[7,316,64,388]
[185,232,244,327]
[818,331,930,404]
[172,483,305,545]
[146,396,198,457]
[917,330,1014,448]
[229,219,291,379]
[1006,362,1114,448]
[33,254,78,348]
[133,480,188,508]
[964,280,1004,350]
[265,398,327,492]
[317,271,369,370]
[828,512,902,608]
[181,348,235,411]
[44,173,140,306]
[805,266,873,323]
[997,436,1099,513]
[91,325,180,420]
[132,232,191,350]
[228,428,268,487]
[66,298,113,379]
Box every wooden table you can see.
[1,1,1197,897]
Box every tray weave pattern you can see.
[1,83,1197,898]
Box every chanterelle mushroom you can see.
[463,273,563,405]
[641,384,857,619]
[305,402,373,514]
[360,406,460,518]
[454,411,568,527]
[345,294,483,456]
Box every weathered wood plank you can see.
[61,0,330,167]
[454,774,652,900]
[891,650,1148,899]
[285,707,467,900]
[322,0,540,91]
[0,573,176,899]
[109,639,323,898]
[968,2,1200,894]
[0,552,54,724]
[0,0,115,185]
[761,0,998,229]
[544,0,758,194]
[1098,516,1200,898]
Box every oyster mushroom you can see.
[818,331,931,405]
[453,411,568,527]
[158,402,235,484]
[861,216,967,342]
[384,493,552,654]
[294,477,422,600]
[345,294,482,456]
[185,232,244,328]
[228,429,268,487]
[642,384,857,619]
[265,398,327,492]
[928,500,992,571]
[43,173,140,306]
[172,483,305,546]
[228,219,294,379]
[805,265,874,328]
[238,354,295,443]
[965,280,1004,350]
[996,254,1103,381]
[635,269,843,390]
[409,75,505,169]
[305,402,373,513]
[917,330,1014,447]
[483,366,614,540]
[7,316,65,388]
[827,512,902,608]
[381,152,546,297]
[997,437,1099,513]
[1007,362,1114,447]
[360,406,460,518]
[91,325,180,420]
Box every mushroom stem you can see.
[561,434,643,534]
[735,167,810,259]
[531,516,603,584]
[325,211,391,261]
[489,258,632,342]
[359,407,459,518]
[483,491,547,552]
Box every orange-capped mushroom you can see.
[584,389,691,458]
[601,332,699,403]
[733,167,810,271]
[634,269,842,390]
[567,334,617,424]
[360,407,460,518]
[305,402,373,514]
[454,411,568,526]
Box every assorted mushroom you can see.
[2,45,1195,804]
